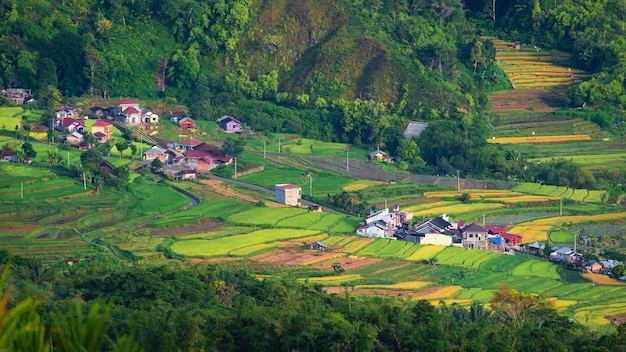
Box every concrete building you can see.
[275,184,301,206]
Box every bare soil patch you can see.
[199,179,288,208]
[151,218,224,236]
[488,90,568,113]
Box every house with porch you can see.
[168,138,204,151]
[144,146,169,162]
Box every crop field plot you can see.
[574,303,626,328]
[487,213,554,226]
[511,212,626,243]
[403,201,458,213]
[411,203,505,218]
[423,190,520,200]
[405,245,446,261]
[354,281,431,291]
[455,288,496,303]
[511,260,560,279]
[275,212,327,228]
[342,181,384,192]
[298,274,363,285]
[329,217,361,234]
[512,183,542,193]
[582,273,626,286]
[228,207,308,226]
[414,286,462,300]
[171,228,320,257]
[489,135,592,144]
[549,231,575,243]
[434,247,465,262]
[485,195,558,203]
[356,239,393,256]
[306,213,343,231]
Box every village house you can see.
[99,159,116,173]
[309,241,327,251]
[462,223,490,250]
[0,88,35,105]
[91,120,112,144]
[54,117,86,134]
[550,247,577,263]
[144,146,169,162]
[356,207,401,238]
[65,131,84,146]
[178,117,195,130]
[368,148,388,162]
[217,115,242,133]
[501,233,523,246]
[181,143,233,173]
[417,232,454,246]
[275,184,301,206]
[177,169,197,180]
[89,106,106,119]
[56,106,80,119]
[585,260,602,273]
[168,138,204,151]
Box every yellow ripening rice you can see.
[583,273,626,286]
[355,281,431,290]
[343,181,383,192]
[511,212,626,243]
[488,135,591,144]
[414,286,462,300]
[486,195,559,203]
[406,245,446,261]
[298,274,362,284]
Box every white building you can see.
[275,184,301,206]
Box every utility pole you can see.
[234,158,237,179]
[574,233,577,253]
[67,152,70,167]
[278,137,281,153]
[346,150,349,172]
[457,170,460,191]
[83,172,86,190]
[20,181,23,200]
[263,139,266,159]
[140,130,143,159]
[482,214,485,227]
[309,174,312,198]
[560,197,563,216]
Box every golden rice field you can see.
[510,212,626,243]
[485,195,559,203]
[411,203,505,217]
[574,303,626,326]
[298,274,362,285]
[583,273,626,286]
[355,281,431,290]
[423,190,520,199]
[487,135,591,144]
[403,201,458,213]
[342,181,383,192]
[551,299,578,310]
[414,286,462,300]
[405,245,446,261]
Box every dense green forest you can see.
[1,0,626,182]
[2,249,626,351]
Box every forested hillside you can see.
[2,250,626,351]
[2,0,626,183]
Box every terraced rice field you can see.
[405,245,446,261]
[488,135,591,144]
[509,212,626,243]
[492,39,590,90]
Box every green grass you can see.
[247,134,370,159]
[550,231,576,243]
[511,259,560,279]
[228,207,308,226]
[170,228,320,257]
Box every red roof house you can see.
[501,233,523,246]
[179,117,195,130]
